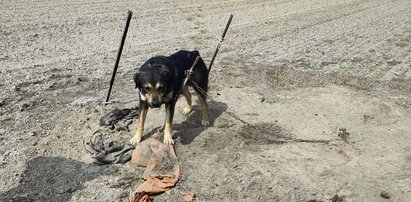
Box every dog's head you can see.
[134,57,174,108]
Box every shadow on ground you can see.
[175,101,227,145]
[0,156,117,202]
[135,100,227,145]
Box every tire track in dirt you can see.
[228,0,410,83]
[233,0,400,56]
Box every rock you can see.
[387,59,401,66]
[331,194,345,202]
[338,127,350,142]
[0,129,6,136]
[380,191,391,199]
[19,102,30,111]
[260,97,266,102]
[200,142,207,148]
[13,85,20,91]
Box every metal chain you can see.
[184,72,341,144]
[186,74,291,141]
[184,71,253,127]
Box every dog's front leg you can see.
[130,102,149,145]
[164,102,176,144]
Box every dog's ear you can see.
[133,73,139,89]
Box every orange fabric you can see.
[136,169,179,193]
[128,192,153,202]
[129,132,181,201]
[131,132,177,167]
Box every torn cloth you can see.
[129,132,180,201]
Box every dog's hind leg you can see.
[181,85,193,115]
[196,92,209,126]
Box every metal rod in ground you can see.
[208,14,233,73]
[105,11,133,104]
[183,56,201,86]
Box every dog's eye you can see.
[144,87,151,92]
[158,86,164,92]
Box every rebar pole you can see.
[208,14,233,73]
[183,56,201,86]
[105,11,133,104]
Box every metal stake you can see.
[208,14,233,73]
[105,11,133,104]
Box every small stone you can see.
[338,127,350,142]
[19,103,30,111]
[387,59,401,66]
[67,187,77,193]
[13,85,20,91]
[201,142,207,147]
[331,194,345,202]
[380,191,391,199]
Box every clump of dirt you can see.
[239,123,291,145]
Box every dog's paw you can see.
[130,136,141,145]
[182,107,193,115]
[163,136,174,145]
[201,120,210,126]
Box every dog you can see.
[131,50,209,145]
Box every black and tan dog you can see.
[131,50,209,145]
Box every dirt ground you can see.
[1,0,410,201]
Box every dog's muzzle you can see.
[149,100,161,108]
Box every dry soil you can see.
[1,0,410,201]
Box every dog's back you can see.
[168,50,209,94]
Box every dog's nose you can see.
[150,101,161,108]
